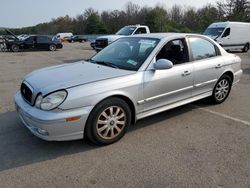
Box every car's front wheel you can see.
[210,74,232,104]
[85,98,131,145]
[11,44,19,52]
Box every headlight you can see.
[35,90,67,111]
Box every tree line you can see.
[2,0,250,35]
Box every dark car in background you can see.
[5,30,63,52]
[71,35,87,43]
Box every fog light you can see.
[36,128,49,136]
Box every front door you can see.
[142,38,194,112]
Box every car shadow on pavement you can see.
[0,111,97,172]
[0,103,198,172]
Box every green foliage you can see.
[145,6,169,32]
[84,12,107,34]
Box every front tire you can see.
[85,98,131,145]
[210,75,232,104]
[11,44,19,52]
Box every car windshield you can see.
[90,37,160,71]
[203,27,225,37]
[116,26,136,36]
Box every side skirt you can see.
[136,91,212,120]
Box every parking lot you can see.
[0,43,249,187]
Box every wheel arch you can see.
[111,95,136,125]
[87,94,137,126]
[222,70,234,83]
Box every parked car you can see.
[204,21,250,52]
[94,24,150,51]
[15,33,242,145]
[56,32,73,40]
[71,35,87,43]
[5,30,63,52]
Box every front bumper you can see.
[14,91,93,141]
[56,43,63,49]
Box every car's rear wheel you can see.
[11,44,19,52]
[85,98,131,145]
[49,44,56,51]
[210,75,232,104]
[242,43,249,52]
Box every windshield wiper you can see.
[88,59,119,69]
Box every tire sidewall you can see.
[11,44,19,52]
[212,75,232,104]
[86,98,131,145]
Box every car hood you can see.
[97,35,123,42]
[5,29,19,40]
[24,61,134,95]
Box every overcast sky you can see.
[1,0,217,28]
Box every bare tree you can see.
[170,5,183,24]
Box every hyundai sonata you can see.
[15,33,242,145]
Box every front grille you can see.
[95,39,108,49]
[20,82,33,104]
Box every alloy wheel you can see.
[215,79,230,101]
[96,106,126,140]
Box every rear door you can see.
[188,36,225,96]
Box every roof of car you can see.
[130,33,202,39]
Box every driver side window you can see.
[156,39,189,65]
[25,36,35,43]
[222,28,230,38]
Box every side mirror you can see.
[154,59,173,70]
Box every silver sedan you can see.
[15,33,242,145]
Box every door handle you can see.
[215,64,222,69]
[182,70,191,76]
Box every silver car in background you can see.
[15,33,242,145]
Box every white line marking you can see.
[191,105,250,127]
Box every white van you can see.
[204,21,250,52]
[56,32,73,40]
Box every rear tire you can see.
[11,44,19,52]
[210,75,232,104]
[49,44,56,51]
[85,98,131,145]
[242,43,249,52]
